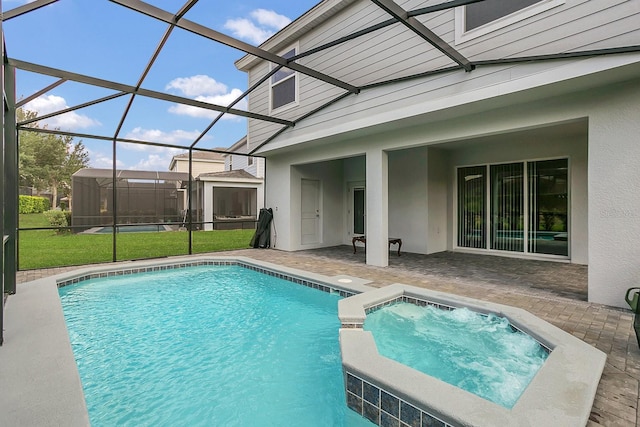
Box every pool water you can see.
[95,224,168,233]
[364,302,549,408]
[59,265,374,427]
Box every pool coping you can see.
[1,255,375,427]
[338,284,608,427]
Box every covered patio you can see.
[301,246,588,300]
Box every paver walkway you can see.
[15,247,640,426]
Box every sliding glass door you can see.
[457,158,568,257]
[490,163,524,252]
[528,159,568,256]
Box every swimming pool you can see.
[82,224,172,234]
[36,256,605,427]
[59,263,374,426]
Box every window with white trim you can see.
[270,47,297,111]
[455,0,564,44]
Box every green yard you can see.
[18,214,256,270]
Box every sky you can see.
[2,0,319,171]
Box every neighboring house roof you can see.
[172,150,226,160]
[224,136,248,157]
[198,169,260,181]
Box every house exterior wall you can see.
[262,75,640,308]
[171,158,224,176]
[291,160,344,249]
[249,1,640,307]
[226,153,265,178]
[388,148,429,255]
[427,148,449,254]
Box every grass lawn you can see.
[19,214,256,270]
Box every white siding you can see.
[245,0,640,151]
[172,158,224,176]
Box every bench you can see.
[352,236,402,256]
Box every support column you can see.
[4,64,17,295]
[588,83,640,308]
[366,149,388,267]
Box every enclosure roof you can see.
[73,168,191,181]
[4,0,640,158]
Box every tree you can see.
[17,108,91,209]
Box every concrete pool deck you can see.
[4,247,640,426]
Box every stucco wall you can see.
[263,159,289,250]
[388,148,429,255]
[266,156,346,251]
[292,160,344,249]
[427,148,449,254]
[588,81,640,307]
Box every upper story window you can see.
[455,0,564,44]
[247,156,253,166]
[270,46,297,111]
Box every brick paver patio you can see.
[15,247,640,426]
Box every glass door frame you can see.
[348,182,366,238]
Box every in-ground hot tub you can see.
[338,284,606,427]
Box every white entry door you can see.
[301,179,320,245]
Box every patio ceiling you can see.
[3,0,640,157]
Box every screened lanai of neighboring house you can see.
[71,168,190,231]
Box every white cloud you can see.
[23,95,100,130]
[224,18,273,45]
[88,150,125,169]
[123,127,203,146]
[251,9,291,30]
[224,9,291,45]
[165,75,228,98]
[88,144,182,172]
[131,153,175,170]
[165,76,246,120]
[168,89,247,120]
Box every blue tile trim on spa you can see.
[346,372,450,427]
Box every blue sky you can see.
[2,0,318,170]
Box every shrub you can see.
[18,195,50,214]
[44,210,69,234]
